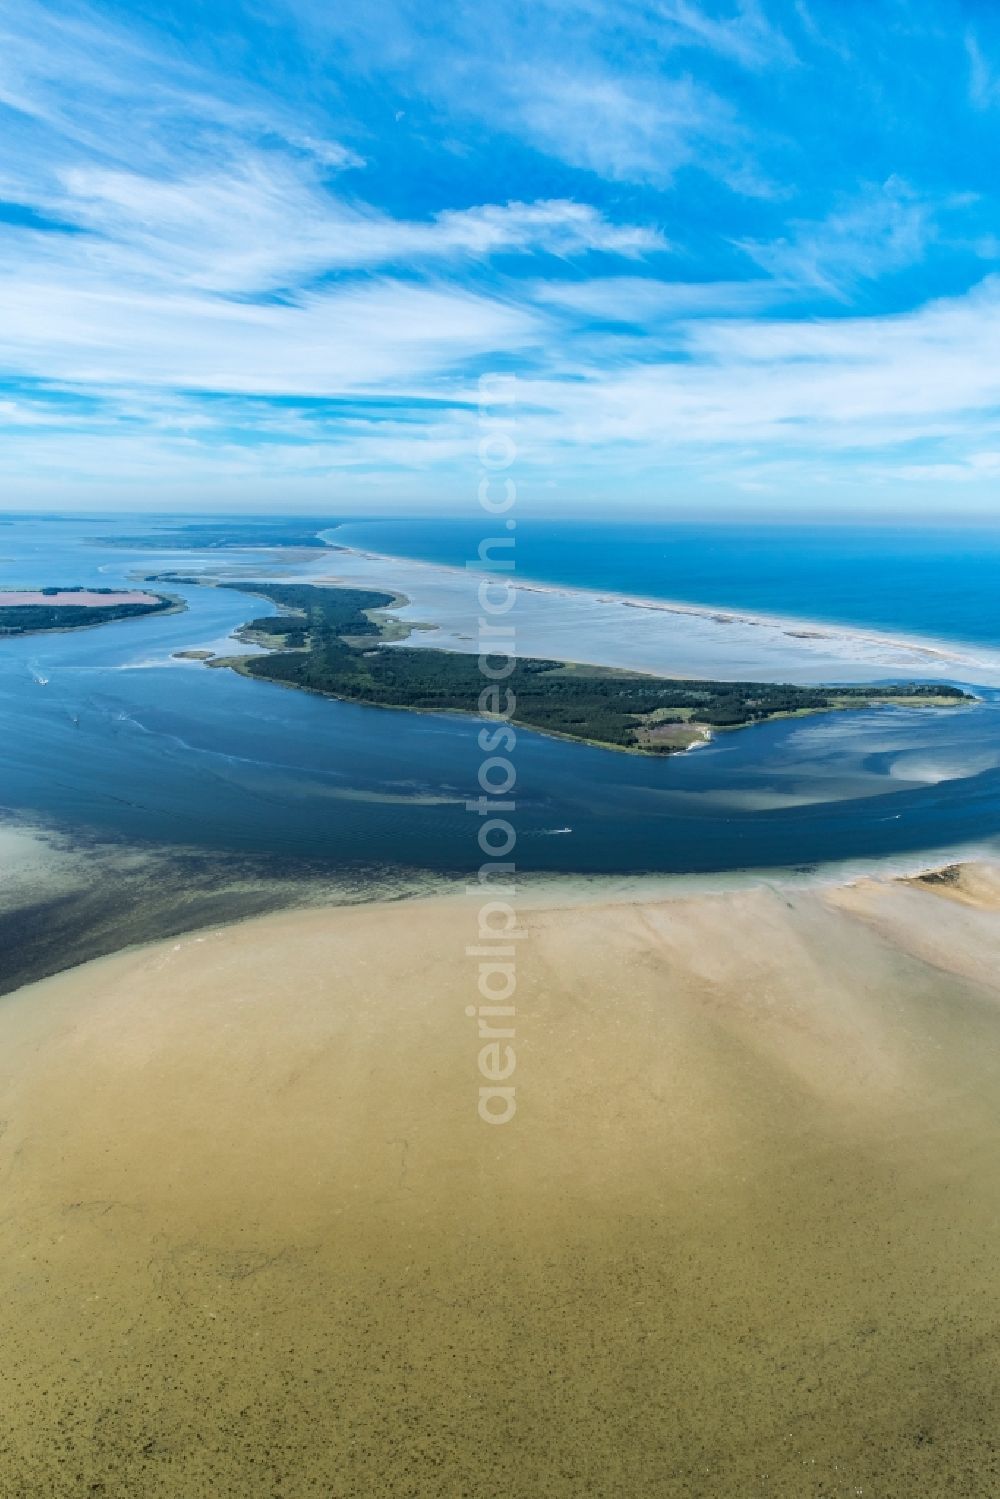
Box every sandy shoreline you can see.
[321,541,1000,682]
[3,866,1000,1494]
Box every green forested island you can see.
[0,588,176,636]
[207,581,972,754]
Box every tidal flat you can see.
[2,868,1000,1496]
[0,819,442,996]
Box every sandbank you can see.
[2,870,1000,1494]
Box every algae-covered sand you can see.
[2,870,1000,1496]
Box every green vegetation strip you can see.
[214,582,973,755]
[0,590,175,636]
[97,521,335,550]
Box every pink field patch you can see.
[0,590,158,607]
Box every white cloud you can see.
[430,200,666,258]
[546,277,1000,446]
[0,272,545,392]
[9,268,1000,511]
[283,0,785,193]
[534,274,782,321]
[737,178,938,295]
[893,450,1000,482]
[23,159,664,296]
[653,0,794,69]
[291,136,366,171]
[512,71,725,186]
[966,33,1000,109]
[507,63,776,194]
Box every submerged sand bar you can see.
[303,544,1000,687]
[3,868,1000,1494]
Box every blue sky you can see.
[2,0,1000,514]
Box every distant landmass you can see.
[200,581,972,754]
[0,587,176,635]
[97,520,335,550]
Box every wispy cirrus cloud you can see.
[735,178,943,296]
[287,0,791,194]
[653,0,795,68]
[510,70,738,189]
[533,274,781,321]
[36,159,665,294]
[0,271,545,393]
[966,32,1000,110]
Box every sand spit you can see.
[313,543,1000,687]
[326,544,965,663]
[2,872,1000,1496]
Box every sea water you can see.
[1,512,999,895]
[332,516,1000,651]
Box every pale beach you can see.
[3,866,1000,1496]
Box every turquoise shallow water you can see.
[1,513,999,884]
